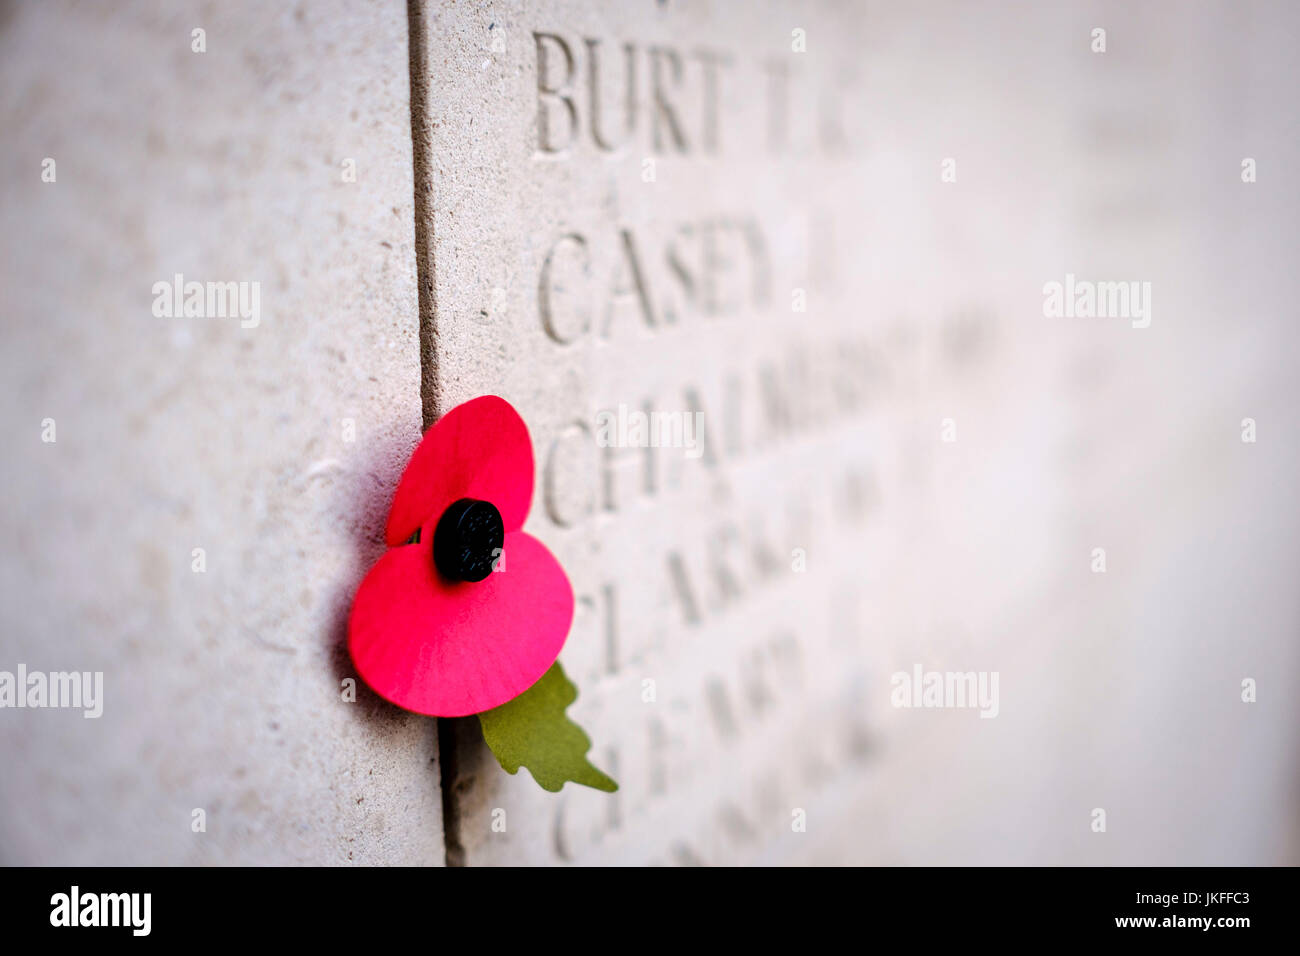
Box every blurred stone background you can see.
[1,0,1297,865]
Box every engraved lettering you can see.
[667,551,702,625]
[539,232,591,344]
[586,38,636,151]
[603,228,657,335]
[535,32,577,153]
[648,47,689,152]
[543,420,597,526]
[693,49,731,153]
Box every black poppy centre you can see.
[433,498,505,583]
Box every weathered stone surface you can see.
[0,1,442,864]
[418,0,1300,864]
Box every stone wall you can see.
[0,0,443,865]
[2,0,1297,865]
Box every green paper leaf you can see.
[478,662,618,793]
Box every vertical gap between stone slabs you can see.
[407,0,440,429]
[406,0,464,868]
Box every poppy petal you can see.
[385,395,534,546]
[348,530,574,717]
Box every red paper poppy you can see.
[348,396,574,717]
